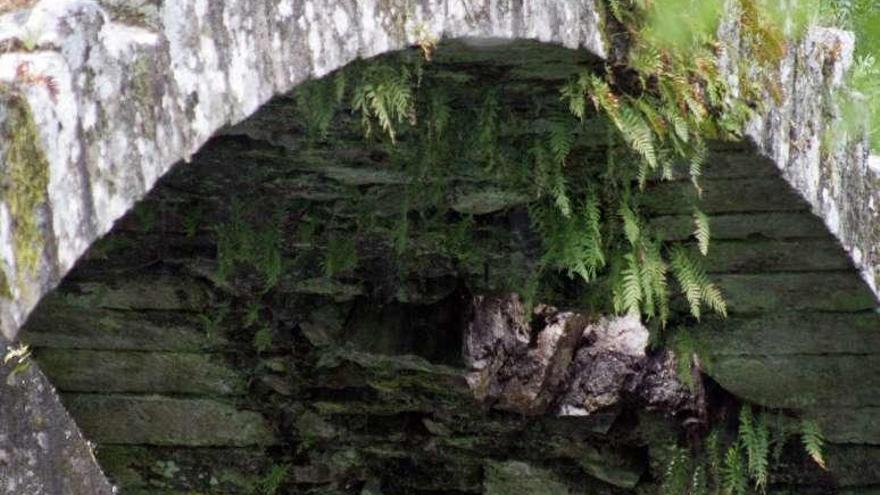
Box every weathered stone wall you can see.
[0,340,113,494]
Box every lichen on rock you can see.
[1,93,49,285]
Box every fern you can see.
[477,91,501,169]
[693,208,711,256]
[689,137,708,194]
[801,419,827,470]
[691,463,709,495]
[662,445,691,495]
[549,118,575,167]
[296,76,343,141]
[619,252,644,315]
[640,239,670,323]
[616,103,659,170]
[531,195,605,283]
[670,246,727,320]
[351,64,415,143]
[214,204,283,290]
[620,203,642,247]
[532,140,572,217]
[722,444,748,495]
[706,428,723,484]
[739,406,770,492]
[253,325,273,354]
[252,464,289,495]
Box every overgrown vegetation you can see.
[272,0,814,329]
[823,0,880,150]
[661,406,826,494]
[202,1,848,486]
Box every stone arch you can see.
[9,27,880,493]
[1,0,879,492]
[1,0,877,343]
[0,0,606,340]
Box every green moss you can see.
[131,55,155,110]
[0,267,11,299]
[3,95,49,284]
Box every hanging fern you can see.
[739,406,770,492]
[693,208,712,256]
[801,419,827,470]
[296,72,346,141]
[722,444,748,495]
[476,90,501,170]
[351,63,416,143]
[662,445,692,495]
[706,428,724,484]
[531,194,605,283]
[670,246,728,320]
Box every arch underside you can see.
[11,39,880,493]
[0,0,877,493]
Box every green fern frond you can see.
[477,91,500,168]
[801,419,827,470]
[530,195,604,283]
[296,79,340,141]
[722,444,748,495]
[670,246,705,319]
[322,236,358,277]
[616,104,658,169]
[770,412,789,464]
[662,445,691,495]
[641,240,670,323]
[670,246,727,320]
[707,428,723,483]
[691,463,709,495]
[702,282,728,318]
[689,137,708,194]
[549,118,576,166]
[620,203,642,247]
[630,43,665,77]
[620,253,643,315]
[350,64,415,143]
[739,406,770,493]
[560,78,586,120]
[693,208,711,256]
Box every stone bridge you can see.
[0,0,878,493]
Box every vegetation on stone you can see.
[8,0,880,493]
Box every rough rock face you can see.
[464,294,693,418]
[0,340,113,494]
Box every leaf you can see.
[616,104,658,170]
[801,419,827,470]
[722,444,748,495]
[253,326,273,354]
[739,406,770,492]
[549,119,575,166]
[693,208,711,255]
[620,203,642,247]
[621,253,643,315]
